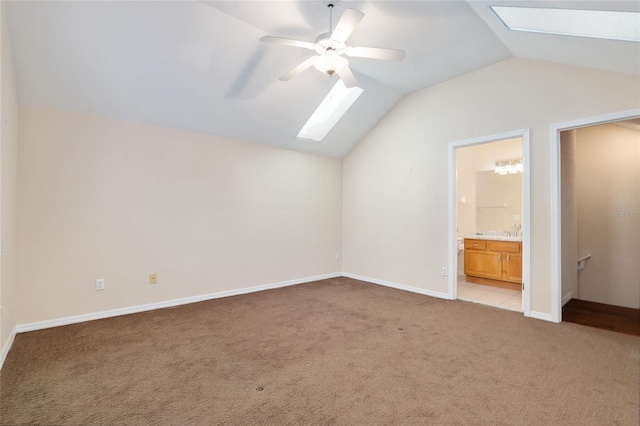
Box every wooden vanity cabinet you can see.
[505,253,522,283]
[464,238,522,290]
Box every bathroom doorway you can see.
[552,112,640,333]
[447,130,531,317]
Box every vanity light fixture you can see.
[495,158,523,175]
[491,6,640,42]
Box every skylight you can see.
[297,80,363,142]
[491,6,640,42]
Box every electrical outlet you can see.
[335,252,340,260]
[149,273,157,284]
[441,267,448,276]
[513,214,521,221]
[96,278,105,291]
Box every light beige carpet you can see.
[1,277,638,425]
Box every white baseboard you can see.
[342,272,451,300]
[562,292,573,307]
[0,326,17,371]
[10,271,557,352]
[528,310,556,322]
[16,272,342,333]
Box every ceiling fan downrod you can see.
[328,4,334,34]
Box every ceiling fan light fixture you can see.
[313,55,348,76]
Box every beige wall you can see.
[456,137,522,238]
[1,3,19,352]
[560,130,578,303]
[8,57,640,331]
[476,171,521,232]
[456,137,521,274]
[343,58,640,316]
[575,124,639,309]
[17,106,342,324]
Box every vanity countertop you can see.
[464,235,522,242]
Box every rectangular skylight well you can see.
[491,6,640,42]
[297,80,364,142]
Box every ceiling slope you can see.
[5,1,638,157]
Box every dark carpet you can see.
[1,277,638,425]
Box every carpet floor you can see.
[1,277,638,425]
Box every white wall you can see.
[560,130,578,304]
[343,58,640,316]
[575,123,639,309]
[17,106,342,324]
[0,2,18,356]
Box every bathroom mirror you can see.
[476,170,522,233]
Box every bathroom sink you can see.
[465,231,522,242]
[482,235,521,241]
[482,230,510,237]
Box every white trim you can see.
[14,272,452,335]
[521,130,532,317]
[529,311,554,322]
[562,292,573,307]
[447,129,532,317]
[343,273,451,300]
[16,273,341,333]
[447,140,457,300]
[550,109,640,324]
[0,326,17,371]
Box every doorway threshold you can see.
[458,277,522,312]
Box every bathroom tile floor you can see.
[457,276,522,312]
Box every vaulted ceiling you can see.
[6,1,640,157]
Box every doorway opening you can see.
[552,112,640,334]
[448,129,531,317]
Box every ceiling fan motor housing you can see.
[314,33,346,55]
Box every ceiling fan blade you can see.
[260,36,316,50]
[331,9,365,43]
[345,46,406,62]
[336,65,357,88]
[279,56,318,81]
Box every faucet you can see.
[510,223,522,237]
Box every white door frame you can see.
[447,129,531,317]
[549,108,640,323]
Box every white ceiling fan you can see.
[260,3,406,88]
